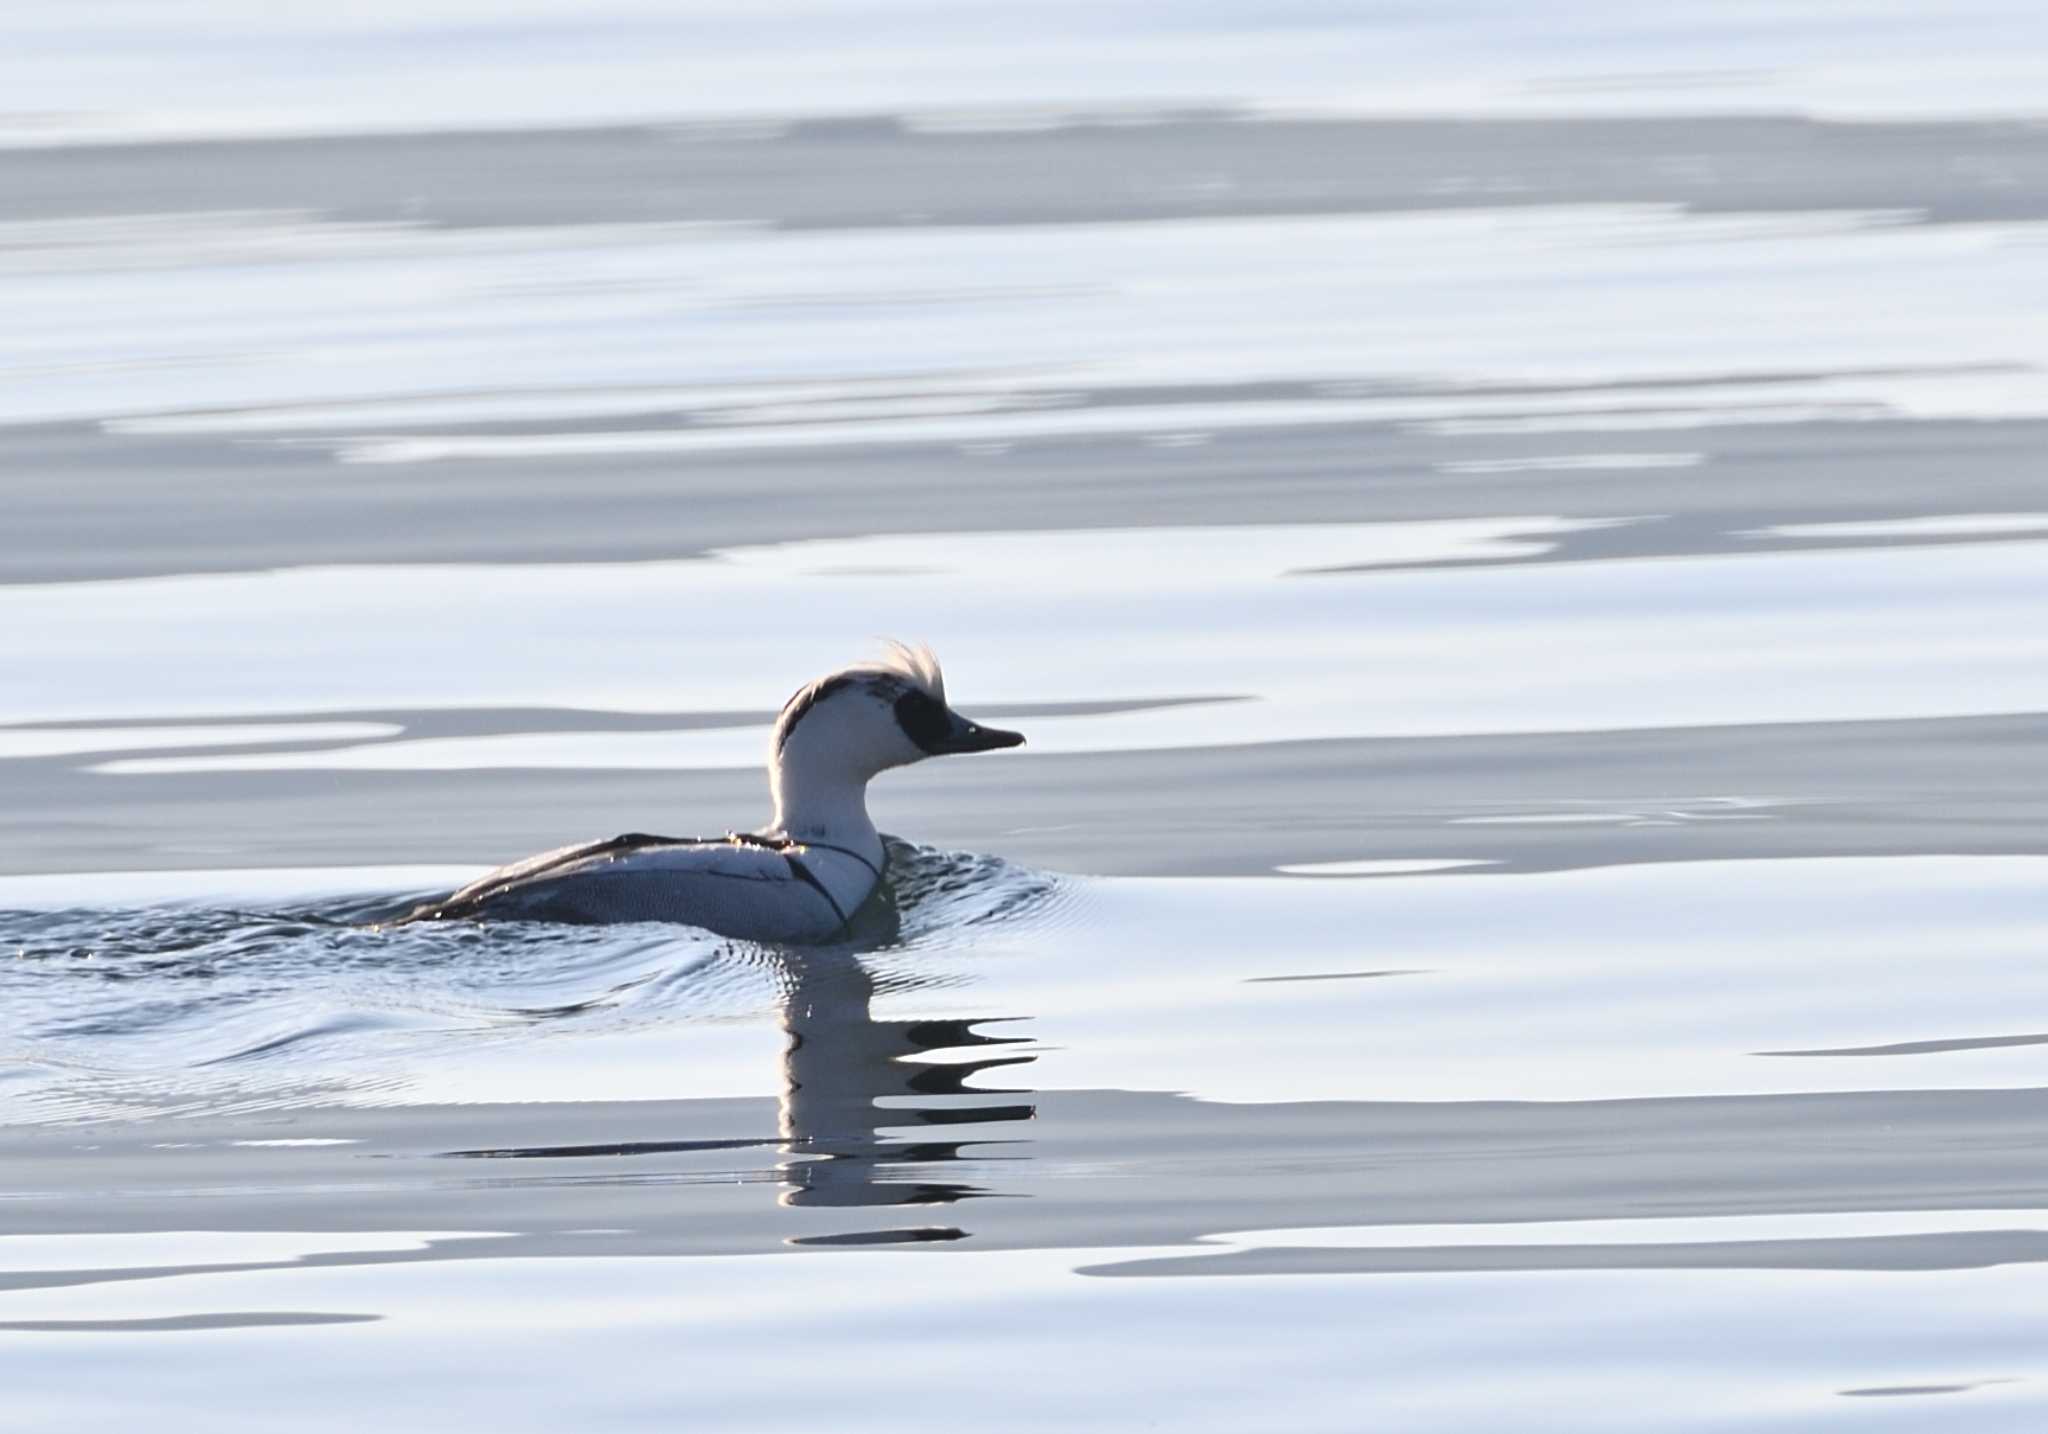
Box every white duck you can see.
[398,643,1022,942]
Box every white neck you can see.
[766,731,884,859]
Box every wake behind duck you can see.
[398,644,1023,942]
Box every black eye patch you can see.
[894,689,952,753]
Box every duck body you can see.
[408,831,883,942]
[397,643,1021,942]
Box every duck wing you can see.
[398,832,683,922]
[396,833,848,940]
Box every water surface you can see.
[6,7,2048,1429]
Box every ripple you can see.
[0,842,1058,1121]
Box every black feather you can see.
[893,688,951,754]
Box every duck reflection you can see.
[771,944,1035,1224]
[437,850,1044,1242]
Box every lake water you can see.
[6,5,2048,1429]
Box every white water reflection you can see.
[0,1245,2040,1431]
[3,842,2046,1424]
[1274,859,1494,876]
[9,207,2048,431]
[1207,1211,2048,1250]
[8,5,2048,1425]
[5,853,2048,1112]
[0,1230,496,1273]
[983,854,2048,1106]
[3,0,2045,148]
[12,525,2044,762]
[1748,513,2048,540]
[0,722,398,760]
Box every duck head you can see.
[768,642,1023,839]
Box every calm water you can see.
[7,5,2048,1430]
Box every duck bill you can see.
[934,711,1025,754]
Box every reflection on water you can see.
[5,852,2048,1427]
[9,12,2048,1420]
[430,934,1044,1239]
[0,842,1053,1128]
[774,948,1034,1227]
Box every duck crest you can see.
[774,641,946,754]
